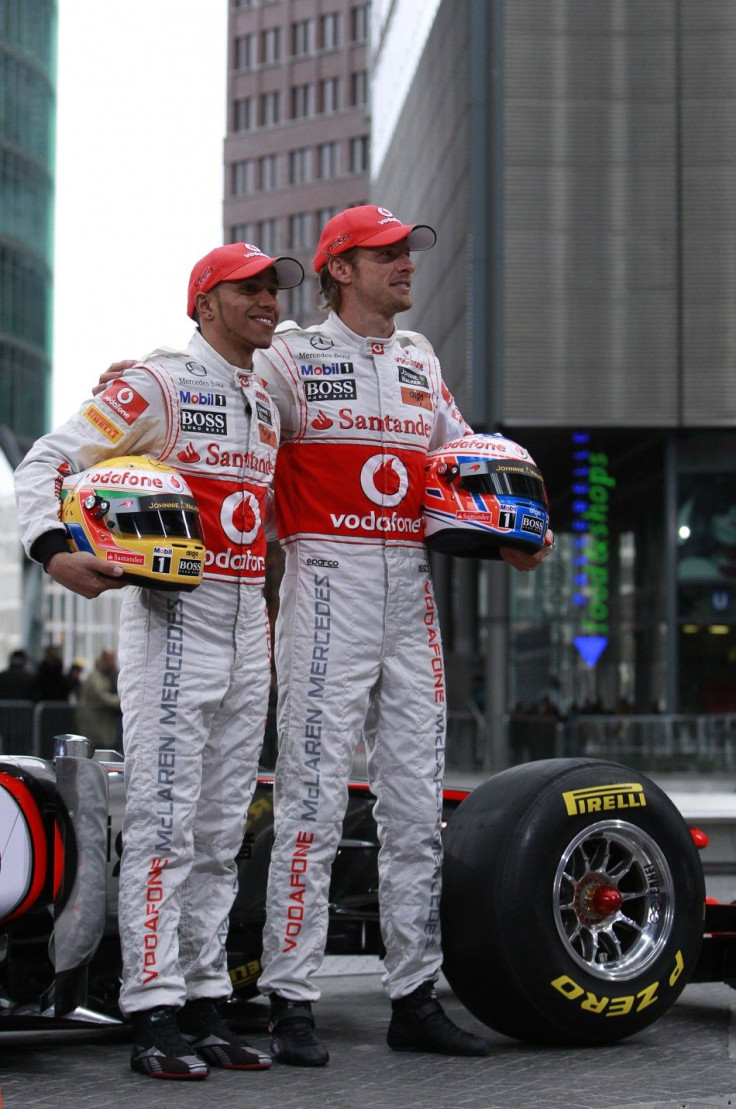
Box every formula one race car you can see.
[0,740,729,1045]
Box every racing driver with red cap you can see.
[254,205,553,1065]
[14,242,303,1080]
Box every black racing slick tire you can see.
[440,758,705,1045]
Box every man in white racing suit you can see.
[255,205,553,1065]
[14,243,303,1081]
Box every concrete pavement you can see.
[3,769,736,1108]
[1,963,736,1109]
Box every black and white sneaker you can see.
[268,993,329,1066]
[178,997,271,1070]
[130,1005,210,1080]
[387,982,489,1057]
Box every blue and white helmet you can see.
[423,434,549,558]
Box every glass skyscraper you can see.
[0,0,57,451]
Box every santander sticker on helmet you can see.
[61,456,206,590]
[423,434,550,559]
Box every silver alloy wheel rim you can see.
[553,819,675,981]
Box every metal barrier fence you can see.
[0,700,79,761]
[446,710,736,773]
[446,705,487,767]
[562,713,736,772]
[5,701,736,774]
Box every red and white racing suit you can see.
[14,330,278,1014]
[254,311,471,1001]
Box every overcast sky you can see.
[52,0,228,424]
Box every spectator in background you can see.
[33,645,71,702]
[76,648,122,749]
[65,659,85,705]
[0,649,36,700]
[534,693,562,719]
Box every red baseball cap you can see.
[187,243,304,318]
[312,205,436,273]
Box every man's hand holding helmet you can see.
[45,549,127,599]
[499,528,555,572]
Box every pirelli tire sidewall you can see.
[440,758,705,1045]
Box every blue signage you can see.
[571,432,615,667]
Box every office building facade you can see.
[225,0,371,322]
[372,1,736,742]
[0,2,57,665]
[0,0,57,455]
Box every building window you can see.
[289,147,312,185]
[291,19,315,57]
[260,154,278,191]
[349,135,369,174]
[289,212,312,250]
[232,159,257,196]
[350,70,368,107]
[287,281,309,320]
[291,83,315,120]
[316,206,338,230]
[234,96,257,132]
[234,32,257,69]
[320,12,341,49]
[262,26,281,64]
[350,4,369,43]
[258,219,278,253]
[260,90,281,126]
[317,141,339,179]
[229,223,257,243]
[320,77,340,114]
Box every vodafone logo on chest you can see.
[359,454,408,508]
[326,453,422,535]
[204,490,265,573]
[219,489,262,545]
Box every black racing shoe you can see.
[130,1005,210,1080]
[268,993,329,1067]
[387,982,489,1057]
[178,997,272,1070]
